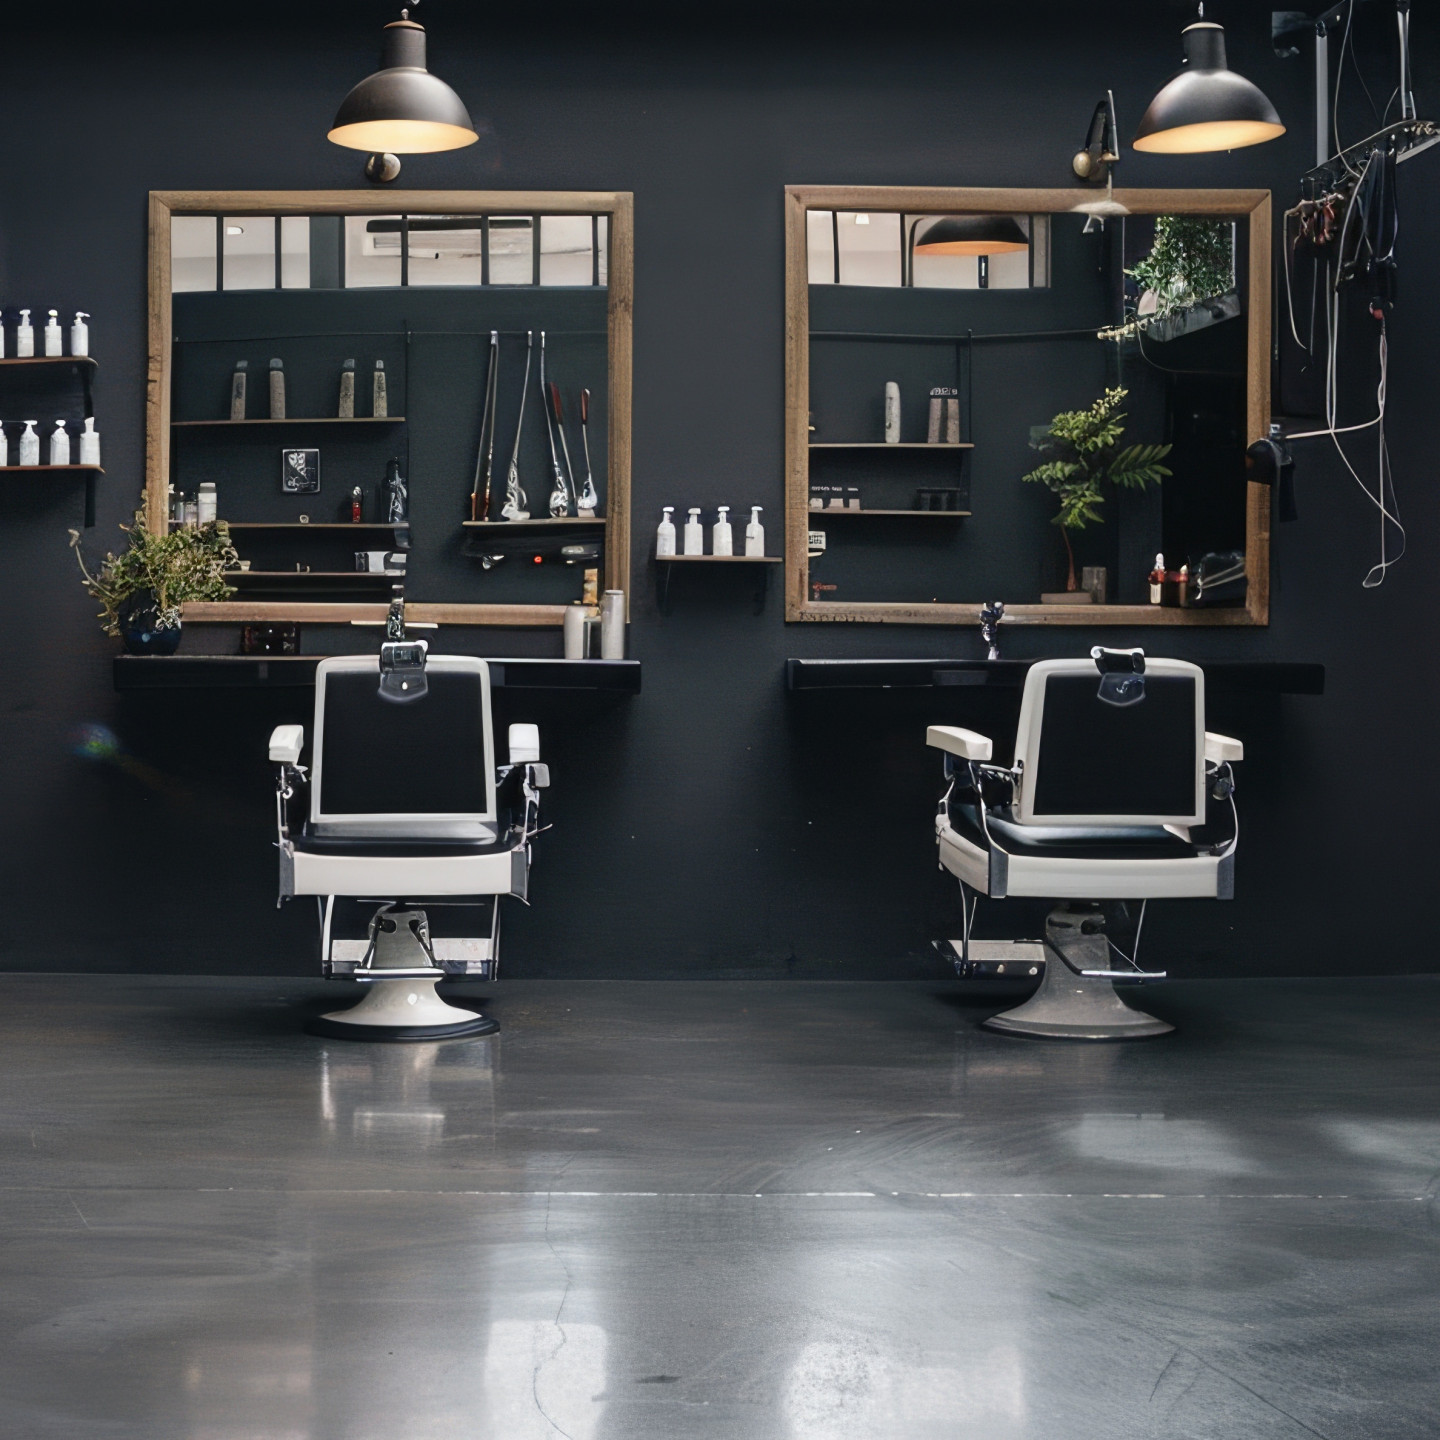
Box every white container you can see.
[372,360,388,418]
[744,506,765,557]
[712,505,733,556]
[655,506,676,557]
[18,421,39,466]
[600,589,626,659]
[563,602,588,660]
[78,417,100,466]
[682,507,703,556]
[49,419,70,465]
[71,312,89,357]
[44,311,62,356]
[0,426,8,466]
[197,482,218,524]
[16,311,33,357]
[884,381,901,443]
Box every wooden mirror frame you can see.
[784,186,1272,627]
[147,189,633,627]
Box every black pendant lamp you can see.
[913,215,1030,256]
[1133,17,1285,154]
[329,8,478,181]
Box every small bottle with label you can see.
[18,420,39,466]
[682,507,704,555]
[44,310,62,356]
[656,506,676,557]
[49,419,70,465]
[351,485,364,523]
[712,505,733,556]
[71,312,90,357]
[1148,553,1165,605]
[372,360,388,418]
[197,482,218,524]
[79,417,101,467]
[0,424,8,467]
[16,311,33,357]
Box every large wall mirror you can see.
[784,186,1271,626]
[147,190,632,627]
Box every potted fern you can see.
[70,509,238,654]
[1021,386,1171,598]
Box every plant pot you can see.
[119,594,182,656]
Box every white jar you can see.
[197,482,218,524]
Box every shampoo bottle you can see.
[49,419,70,465]
[79,417,100,466]
[744,505,765,557]
[712,505,733,556]
[16,310,33,357]
[18,421,39,466]
[44,310,62,356]
[268,358,286,419]
[338,358,356,419]
[372,360,388,418]
[656,506,676,557]
[682,507,704,555]
[70,312,89,357]
[0,425,8,467]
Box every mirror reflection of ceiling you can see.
[807,212,1049,290]
[171,213,609,293]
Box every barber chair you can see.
[268,633,548,1041]
[929,648,1241,1039]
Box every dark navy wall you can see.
[1,3,1435,977]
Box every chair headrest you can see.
[1090,646,1146,707]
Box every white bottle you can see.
[78,417,100,466]
[71,312,90,358]
[713,505,733,556]
[18,421,39,466]
[745,505,765,557]
[44,310,62,356]
[0,425,7,466]
[683,507,703,556]
[197,481,218,524]
[16,311,33,357]
[884,381,901,443]
[656,506,677,557]
[49,419,70,465]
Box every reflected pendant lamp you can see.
[329,9,478,172]
[913,215,1030,256]
[1133,20,1285,154]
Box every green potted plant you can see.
[1021,386,1171,598]
[1127,215,1236,336]
[70,509,238,654]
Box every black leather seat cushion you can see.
[947,800,1205,861]
[295,825,519,858]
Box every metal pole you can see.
[1315,23,1330,168]
[1397,1,1415,121]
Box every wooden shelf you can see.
[463,516,606,528]
[808,442,973,450]
[190,521,410,532]
[173,416,406,428]
[0,355,97,369]
[807,507,969,518]
[656,554,781,563]
[229,570,398,580]
[0,464,104,475]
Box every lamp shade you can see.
[914,215,1030,256]
[1133,22,1284,154]
[329,18,478,155]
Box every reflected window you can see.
[222,216,277,291]
[346,213,404,288]
[171,216,217,293]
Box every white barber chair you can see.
[268,652,548,1041]
[929,648,1241,1039]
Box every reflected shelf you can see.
[808,508,970,518]
[808,442,973,450]
[227,570,398,581]
[656,554,782,563]
[0,355,97,370]
[194,521,409,531]
[463,517,606,528]
[173,416,406,428]
[0,464,104,474]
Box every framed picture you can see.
[281,448,320,493]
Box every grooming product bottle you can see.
[745,506,765,557]
[44,310,62,356]
[70,312,89,357]
[197,482,217,524]
[600,589,625,659]
[338,358,355,419]
[0,425,8,467]
[18,421,38,466]
[1148,553,1165,605]
[49,419,70,465]
[184,495,199,527]
[78,417,100,467]
[16,310,33,357]
[884,381,901,443]
[229,360,247,420]
[351,485,363,523]
[268,358,285,419]
[712,505,733,556]
[683,507,703,555]
[372,360,388,418]
[656,506,676,557]
[384,457,407,523]
[563,602,588,660]
[0,313,6,359]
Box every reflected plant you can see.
[1021,387,1171,592]
[1127,215,1234,322]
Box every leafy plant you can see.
[70,510,237,635]
[1021,387,1171,592]
[1126,215,1234,322]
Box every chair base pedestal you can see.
[305,977,498,1041]
[981,906,1172,1041]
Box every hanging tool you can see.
[500,332,532,521]
[538,332,571,517]
[576,388,600,516]
[548,381,582,517]
[470,330,499,521]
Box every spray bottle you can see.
[44,310,62,356]
[18,421,39,466]
[16,310,33,357]
[49,419,70,465]
[683,507,704,556]
[744,505,765,557]
[712,505,733,556]
[71,312,90,357]
[655,506,676,557]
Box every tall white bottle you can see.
[682,507,704,555]
[44,311,62,356]
[49,420,70,465]
[18,421,39,466]
[655,506,676,557]
[0,425,8,466]
[79,417,101,467]
[16,310,33,357]
[744,506,765,557]
[712,505,733,556]
[884,381,901,443]
[71,312,90,357]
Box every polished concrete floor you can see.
[0,974,1437,1439]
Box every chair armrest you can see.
[269,724,305,765]
[926,725,993,763]
[1205,731,1243,764]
